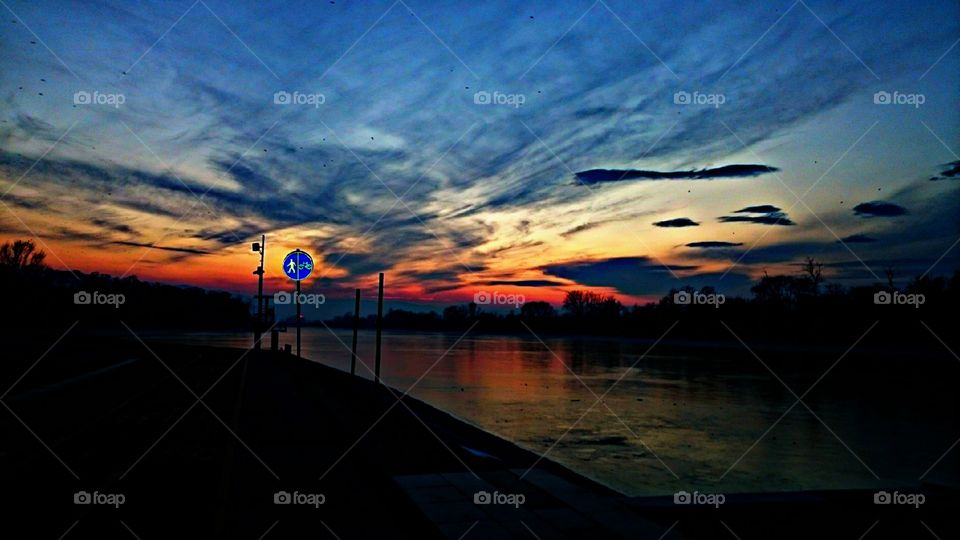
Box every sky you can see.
[1,0,958,314]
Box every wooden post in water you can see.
[375,273,384,383]
[350,288,360,376]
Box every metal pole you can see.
[254,234,265,350]
[351,288,360,376]
[295,278,301,358]
[375,273,384,383]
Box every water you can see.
[153,328,959,496]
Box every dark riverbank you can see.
[1,333,957,538]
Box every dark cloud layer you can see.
[718,203,794,226]
[574,164,779,185]
[653,217,700,228]
[687,240,836,265]
[853,201,908,218]
[323,252,390,277]
[1,193,47,210]
[734,205,781,214]
[685,241,744,249]
[111,240,211,255]
[479,279,565,287]
[838,234,878,243]
[540,256,752,296]
[930,161,960,181]
[718,214,795,226]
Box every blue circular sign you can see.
[282,250,313,281]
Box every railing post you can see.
[351,288,360,376]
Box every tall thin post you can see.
[351,288,360,376]
[258,234,265,318]
[375,273,384,383]
[253,235,265,350]
[295,279,301,358]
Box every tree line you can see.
[327,257,958,345]
[1,240,250,330]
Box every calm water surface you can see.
[152,328,959,496]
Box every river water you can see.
[151,327,959,496]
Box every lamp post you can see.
[252,235,265,350]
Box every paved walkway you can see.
[1,340,675,539]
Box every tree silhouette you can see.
[802,257,824,295]
[0,240,46,270]
[520,301,556,319]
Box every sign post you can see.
[282,249,313,358]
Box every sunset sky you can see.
[1,0,958,313]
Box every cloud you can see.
[1,0,956,300]
[90,218,136,235]
[733,205,781,214]
[51,226,109,243]
[111,241,211,255]
[478,279,565,287]
[718,214,795,226]
[191,222,262,245]
[718,203,794,226]
[560,223,601,238]
[853,201,907,218]
[479,240,545,257]
[574,164,779,185]
[930,161,960,181]
[1,193,47,210]
[557,216,645,238]
[653,217,700,228]
[685,241,744,249]
[542,256,696,279]
[540,256,752,297]
[323,252,390,276]
[687,240,838,265]
[715,203,796,225]
[838,234,878,243]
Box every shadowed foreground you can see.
[1,335,956,539]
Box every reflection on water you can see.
[154,328,959,496]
